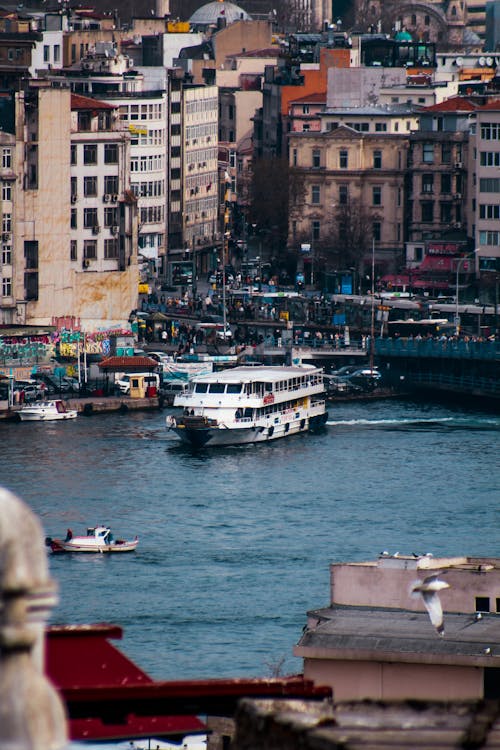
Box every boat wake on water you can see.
[326,416,500,431]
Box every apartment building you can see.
[406,97,471,256]
[182,84,219,276]
[61,47,167,272]
[0,81,137,330]
[468,99,500,273]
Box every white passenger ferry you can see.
[165,365,328,448]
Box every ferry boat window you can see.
[227,384,242,394]
[194,383,208,393]
[209,383,225,394]
[265,382,273,392]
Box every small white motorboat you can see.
[46,526,138,554]
[18,399,78,421]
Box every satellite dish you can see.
[486,56,494,66]
[456,56,463,67]
[479,56,486,66]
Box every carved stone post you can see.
[0,487,67,749]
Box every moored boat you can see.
[18,399,77,421]
[166,365,328,448]
[46,525,138,553]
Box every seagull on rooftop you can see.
[411,573,450,636]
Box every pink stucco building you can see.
[294,554,500,702]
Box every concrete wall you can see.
[330,558,500,614]
[303,658,484,701]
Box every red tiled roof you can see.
[422,96,476,112]
[476,98,500,111]
[289,91,326,105]
[71,93,115,111]
[98,356,159,371]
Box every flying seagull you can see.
[411,574,450,636]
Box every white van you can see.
[161,380,189,405]
[115,373,160,395]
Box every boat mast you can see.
[222,171,231,337]
[370,238,375,373]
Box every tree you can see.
[249,157,305,268]
[325,198,380,285]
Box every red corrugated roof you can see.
[71,93,115,111]
[99,356,159,370]
[423,96,476,112]
[46,625,206,741]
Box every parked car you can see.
[348,368,382,390]
[331,365,363,377]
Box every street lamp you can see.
[455,249,478,335]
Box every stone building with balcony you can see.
[288,115,410,282]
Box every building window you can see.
[43,45,50,62]
[441,143,451,164]
[479,230,500,245]
[373,150,382,169]
[104,175,119,194]
[423,143,434,163]
[83,240,97,259]
[104,207,118,227]
[71,209,77,229]
[480,151,500,167]
[2,184,11,201]
[440,203,452,222]
[375,123,387,132]
[421,201,434,222]
[481,123,500,140]
[2,246,11,264]
[84,176,97,197]
[83,208,98,228]
[312,220,320,241]
[372,221,381,242]
[2,148,11,169]
[2,214,11,233]
[71,145,77,165]
[441,174,452,193]
[104,238,119,258]
[339,149,348,169]
[78,112,91,131]
[2,277,11,296]
[54,44,60,63]
[104,143,118,164]
[422,173,434,193]
[83,144,97,165]
[292,148,297,166]
[70,240,77,260]
[311,185,321,204]
[312,148,321,168]
[339,184,348,204]
[303,104,310,114]
[475,596,490,613]
[372,186,382,205]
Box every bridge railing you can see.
[375,338,499,361]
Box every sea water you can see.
[1,398,498,679]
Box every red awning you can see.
[418,255,456,272]
[412,279,450,290]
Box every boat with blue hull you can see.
[166,365,328,448]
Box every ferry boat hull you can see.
[169,412,328,448]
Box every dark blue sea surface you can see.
[1,399,498,680]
